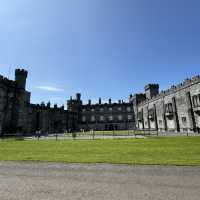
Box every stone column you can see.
[154,104,158,131]
[141,108,145,129]
[162,100,167,131]
[186,92,196,132]
[147,108,150,129]
[172,97,180,132]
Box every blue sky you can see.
[0,0,200,106]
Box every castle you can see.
[0,68,200,136]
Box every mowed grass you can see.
[0,137,200,166]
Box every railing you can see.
[1,128,199,141]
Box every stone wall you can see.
[133,76,200,133]
[67,95,135,131]
[1,68,200,135]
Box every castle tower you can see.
[76,93,81,101]
[144,84,159,100]
[15,69,28,90]
[67,93,82,112]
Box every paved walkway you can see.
[0,161,200,200]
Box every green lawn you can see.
[0,137,200,166]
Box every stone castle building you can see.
[131,77,200,133]
[0,68,200,135]
[67,94,135,131]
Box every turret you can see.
[76,93,81,101]
[15,69,28,90]
[145,84,159,100]
[129,94,133,103]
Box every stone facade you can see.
[131,76,200,133]
[0,69,30,134]
[67,94,135,131]
[0,69,77,135]
[0,68,200,135]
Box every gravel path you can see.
[0,161,200,200]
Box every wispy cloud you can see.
[36,86,64,92]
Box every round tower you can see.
[15,69,28,90]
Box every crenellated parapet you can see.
[15,69,28,77]
[138,75,200,106]
[0,75,17,88]
[30,102,65,111]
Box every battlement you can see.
[15,68,28,77]
[30,102,65,111]
[81,100,132,108]
[138,75,200,106]
[0,75,17,87]
[144,84,159,91]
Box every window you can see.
[91,108,95,112]
[193,95,200,107]
[109,107,112,111]
[82,109,86,112]
[127,107,131,112]
[118,107,122,111]
[100,116,104,121]
[91,116,95,122]
[82,116,86,122]
[159,120,162,125]
[100,108,104,112]
[165,103,173,113]
[128,115,132,120]
[108,116,113,121]
[168,103,173,113]
[118,115,122,121]
[182,117,187,123]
